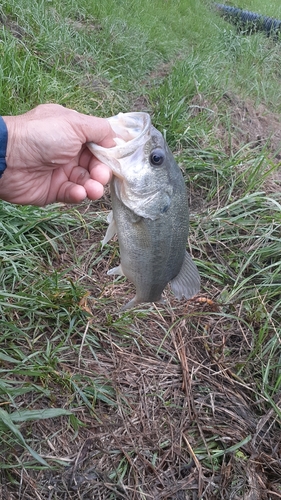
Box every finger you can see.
[57,182,88,204]
[78,150,112,185]
[89,159,112,185]
[56,179,105,204]
[73,114,116,147]
[79,147,93,168]
[68,165,91,185]
[83,178,105,200]
[79,149,112,184]
[68,164,111,188]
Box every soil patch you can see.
[221,92,281,160]
[0,13,27,39]
[189,92,281,161]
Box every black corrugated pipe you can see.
[214,3,281,37]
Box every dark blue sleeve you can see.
[0,116,8,179]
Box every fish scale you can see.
[88,112,200,310]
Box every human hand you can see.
[0,104,115,206]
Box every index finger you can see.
[89,157,112,185]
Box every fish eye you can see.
[150,148,165,166]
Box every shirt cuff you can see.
[0,116,8,179]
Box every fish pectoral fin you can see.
[120,296,139,311]
[101,211,117,247]
[107,264,124,276]
[170,251,200,300]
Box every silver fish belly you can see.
[88,112,200,310]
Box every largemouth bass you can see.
[88,112,200,310]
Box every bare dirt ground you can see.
[189,92,281,187]
[221,94,281,161]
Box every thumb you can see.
[72,114,116,147]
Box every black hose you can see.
[214,3,281,37]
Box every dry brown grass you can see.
[2,276,280,499]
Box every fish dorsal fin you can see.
[170,251,200,300]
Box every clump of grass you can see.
[0,201,118,466]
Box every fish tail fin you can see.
[170,251,200,300]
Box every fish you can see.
[87,112,200,310]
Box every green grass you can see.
[0,0,281,497]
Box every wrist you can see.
[1,115,26,173]
[0,116,8,178]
